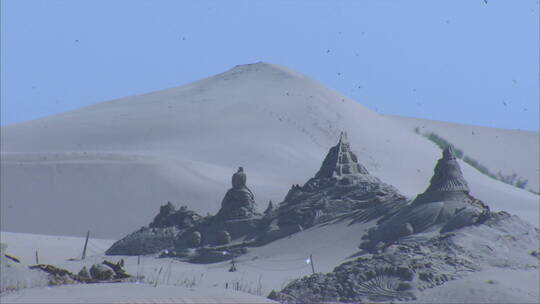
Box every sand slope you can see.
[388,115,539,193]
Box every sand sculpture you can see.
[361,146,490,250]
[275,147,537,303]
[215,167,258,220]
[107,133,537,302]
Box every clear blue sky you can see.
[1,0,539,130]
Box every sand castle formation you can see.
[275,146,538,303]
[107,131,538,303]
[106,132,409,258]
[314,132,373,181]
[360,146,491,250]
[106,132,494,259]
[215,167,259,220]
[275,131,408,231]
[106,167,262,257]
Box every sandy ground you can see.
[0,221,369,297]
[414,267,540,303]
[1,283,276,303]
[2,224,539,304]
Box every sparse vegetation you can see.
[414,127,533,192]
[224,275,265,296]
[497,172,529,190]
[462,156,497,180]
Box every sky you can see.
[1,0,539,130]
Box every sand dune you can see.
[1,63,538,240]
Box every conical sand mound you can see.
[424,146,469,193]
[411,146,471,204]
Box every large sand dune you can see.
[1,62,538,239]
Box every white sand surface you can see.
[1,283,276,303]
[1,220,370,297]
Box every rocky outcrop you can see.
[361,146,490,250]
